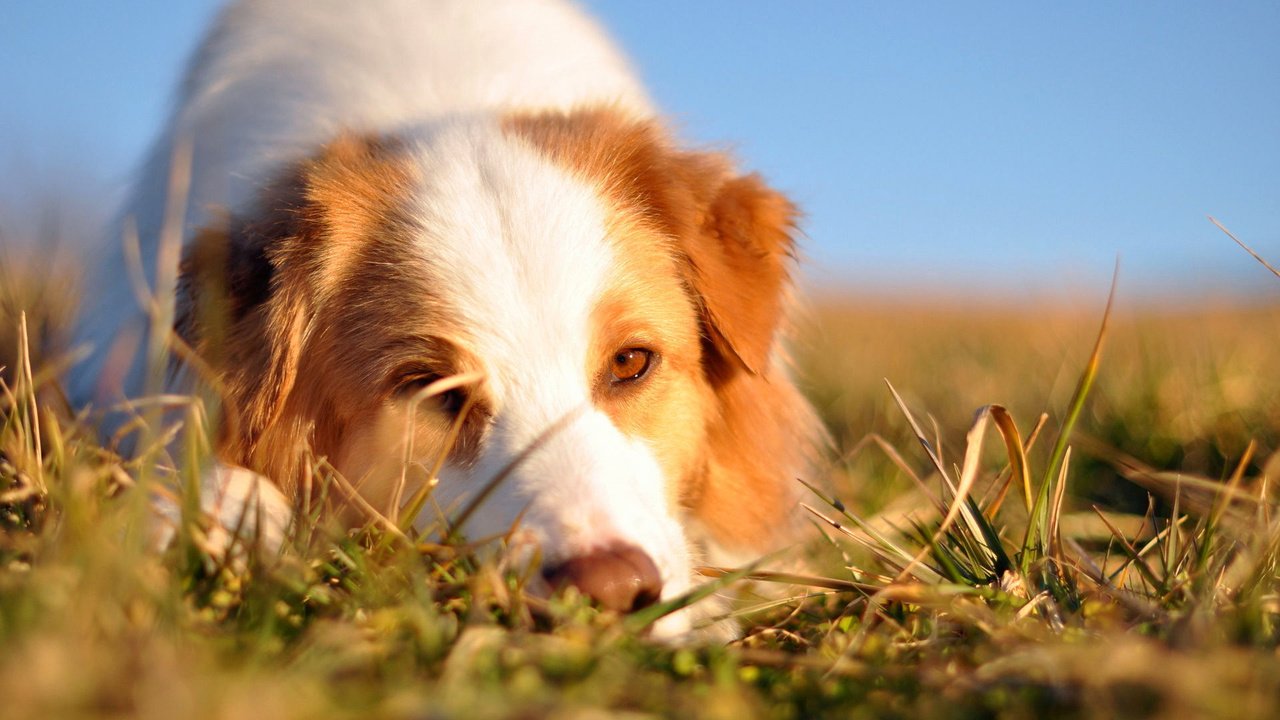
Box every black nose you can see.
[542,543,664,613]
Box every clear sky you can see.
[2,1,1277,299]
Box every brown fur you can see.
[587,214,715,515]
[178,109,819,551]
[178,133,487,517]
[505,108,819,553]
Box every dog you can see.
[70,0,821,639]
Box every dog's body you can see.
[72,0,819,638]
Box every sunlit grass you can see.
[3,245,1280,717]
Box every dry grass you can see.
[3,251,1280,718]
[800,294,1280,512]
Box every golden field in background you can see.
[797,294,1280,512]
[4,248,1280,718]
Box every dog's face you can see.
[178,108,815,636]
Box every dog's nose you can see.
[542,544,663,613]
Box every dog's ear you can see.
[504,109,798,376]
[506,109,812,552]
[177,133,412,467]
[642,137,811,552]
[667,166,814,554]
[628,132,798,377]
[176,166,311,460]
[678,171,797,376]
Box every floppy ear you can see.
[506,109,821,552]
[176,167,312,460]
[658,150,814,553]
[680,171,797,375]
[176,133,413,469]
[503,108,799,376]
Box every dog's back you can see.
[72,0,651,408]
[70,1,820,640]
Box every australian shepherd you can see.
[70,0,821,638]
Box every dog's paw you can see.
[152,463,293,559]
[200,464,294,554]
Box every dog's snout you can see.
[543,544,663,613]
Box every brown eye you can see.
[398,375,466,414]
[610,348,654,383]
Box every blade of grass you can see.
[17,314,44,490]
[1023,263,1117,571]
[1094,505,1165,592]
[1047,447,1071,557]
[696,567,879,594]
[868,435,946,514]
[393,371,486,529]
[442,406,584,541]
[1196,441,1255,574]
[1063,537,1162,619]
[798,478,927,569]
[890,404,998,584]
[885,380,960,497]
[990,405,1032,514]
[624,556,771,634]
[800,501,936,580]
[1210,215,1280,279]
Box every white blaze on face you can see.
[399,121,694,618]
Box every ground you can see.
[3,257,1280,719]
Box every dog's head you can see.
[177,108,817,636]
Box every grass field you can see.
[3,252,1280,719]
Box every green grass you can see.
[4,252,1280,718]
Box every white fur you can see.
[394,122,695,633]
[71,0,717,638]
[152,465,294,557]
[72,0,652,407]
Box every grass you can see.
[3,245,1280,718]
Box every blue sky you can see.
[2,2,1277,299]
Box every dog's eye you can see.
[609,348,654,383]
[399,376,466,414]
